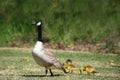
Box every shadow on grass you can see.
[112,65,120,68]
[21,74,65,77]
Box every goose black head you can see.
[32,21,42,27]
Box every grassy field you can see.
[0,0,120,47]
[0,49,120,80]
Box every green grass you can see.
[0,49,120,80]
[0,0,120,46]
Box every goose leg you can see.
[49,69,54,76]
[45,69,48,76]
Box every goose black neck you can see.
[37,25,42,42]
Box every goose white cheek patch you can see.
[37,22,41,26]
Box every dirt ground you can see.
[0,41,120,54]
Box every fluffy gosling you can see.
[79,65,98,75]
[63,59,76,73]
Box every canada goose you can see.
[32,21,66,76]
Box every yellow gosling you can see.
[79,65,98,75]
[22,57,29,62]
[108,60,115,66]
[63,59,76,73]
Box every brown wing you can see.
[44,49,63,69]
